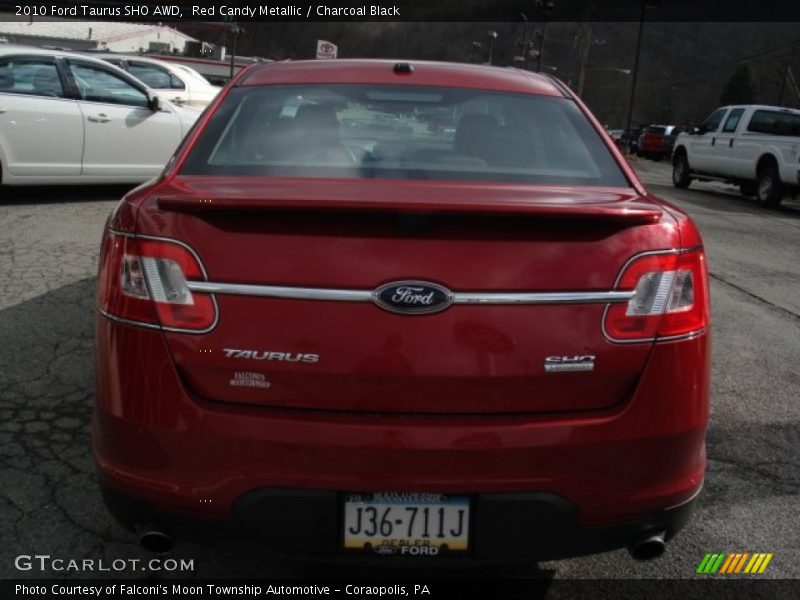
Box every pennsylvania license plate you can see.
[343,493,470,556]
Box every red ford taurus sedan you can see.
[93,60,710,563]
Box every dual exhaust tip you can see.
[137,524,174,555]
[628,530,667,561]
[136,524,667,562]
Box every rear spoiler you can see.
[155,178,663,223]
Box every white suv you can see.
[672,104,800,207]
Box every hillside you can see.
[178,21,800,127]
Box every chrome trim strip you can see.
[97,308,161,331]
[454,291,634,305]
[656,327,710,343]
[187,281,374,302]
[185,281,635,306]
[98,299,220,335]
[107,228,135,238]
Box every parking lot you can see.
[0,160,798,581]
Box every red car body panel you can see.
[94,316,707,524]
[640,132,668,153]
[93,60,710,561]
[136,178,679,416]
[239,59,564,96]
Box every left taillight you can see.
[97,231,216,332]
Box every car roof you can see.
[722,104,800,115]
[239,59,565,97]
[0,44,125,66]
[102,54,181,69]
[0,44,159,91]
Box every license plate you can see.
[343,493,470,556]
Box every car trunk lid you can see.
[138,177,676,415]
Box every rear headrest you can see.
[294,104,339,129]
[454,113,499,156]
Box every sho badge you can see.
[544,355,596,372]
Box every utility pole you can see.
[668,84,678,123]
[778,64,788,106]
[575,1,598,98]
[624,1,659,152]
[518,12,530,70]
[576,22,593,97]
[779,38,800,106]
[486,30,498,65]
[534,1,555,73]
[787,67,800,103]
[471,41,483,63]
[229,22,240,79]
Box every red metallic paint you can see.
[93,60,710,556]
[93,314,708,524]
[238,60,565,97]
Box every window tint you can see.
[747,109,800,136]
[69,63,149,108]
[176,64,211,85]
[722,108,745,133]
[702,108,727,133]
[0,58,65,98]
[181,84,628,186]
[128,62,184,90]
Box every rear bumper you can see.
[93,315,709,559]
[640,145,669,156]
[100,483,699,564]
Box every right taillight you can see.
[604,249,709,342]
[97,231,216,333]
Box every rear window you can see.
[643,126,667,135]
[747,110,800,136]
[180,84,628,186]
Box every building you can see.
[0,19,196,53]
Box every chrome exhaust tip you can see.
[137,525,174,554]
[628,530,667,561]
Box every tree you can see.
[719,65,756,105]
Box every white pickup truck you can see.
[672,104,800,207]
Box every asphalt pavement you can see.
[0,162,798,582]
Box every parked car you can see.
[636,125,682,161]
[620,126,643,154]
[672,104,800,207]
[0,46,200,186]
[98,54,221,108]
[664,125,686,157]
[94,60,710,563]
[607,128,625,146]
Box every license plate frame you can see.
[341,492,471,557]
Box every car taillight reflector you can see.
[97,232,216,332]
[604,249,709,341]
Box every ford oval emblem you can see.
[373,280,454,315]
